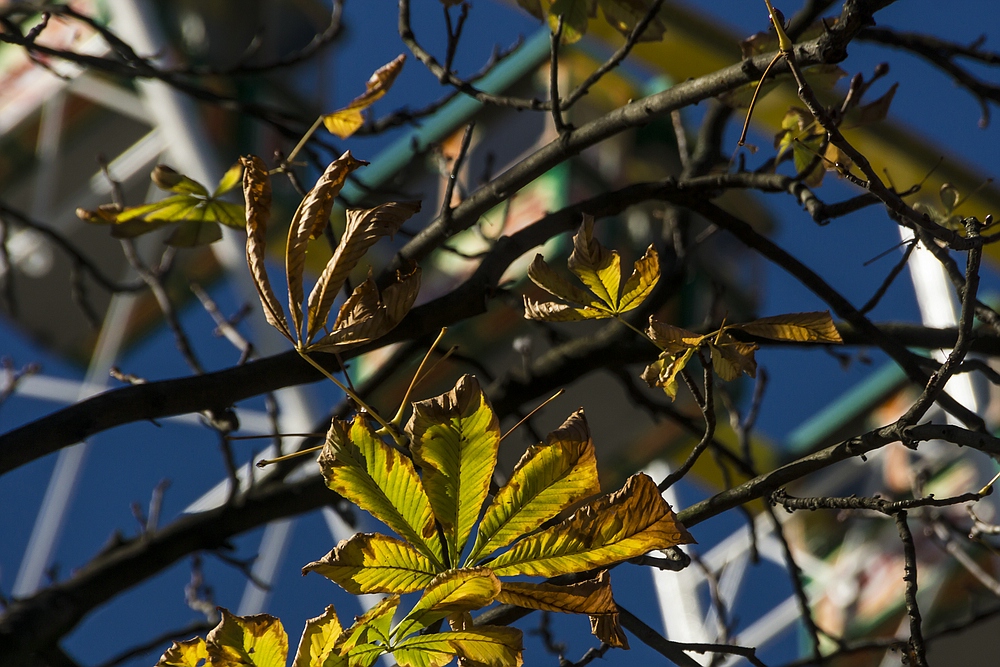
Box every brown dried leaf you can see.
[286,151,368,341]
[305,200,421,344]
[641,348,695,400]
[241,155,292,342]
[646,317,702,355]
[522,297,610,322]
[310,265,421,352]
[709,333,758,382]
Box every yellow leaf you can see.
[733,311,842,343]
[292,605,346,667]
[344,644,385,667]
[527,254,604,310]
[467,409,600,565]
[310,264,421,353]
[335,596,399,655]
[323,55,406,139]
[645,318,703,355]
[241,155,292,342]
[205,609,287,667]
[641,348,695,400]
[393,569,501,641]
[155,637,208,667]
[496,571,616,616]
[407,375,500,567]
[488,473,694,578]
[303,533,439,594]
[522,297,611,322]
[708,333,758,382]
[617,243,659,312]
[391,628,523,667]
[319,415,444,566]
[306,200,421,344]
[567,217,621,311]
[286,151,369,341]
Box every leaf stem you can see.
[617,316,662,351]
[296,348,404,445]
[283,115,325,167]
[391,327,447,427]
[500,388,565,442]
[738,52,783,147]
[255,444,324,468]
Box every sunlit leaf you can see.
[286,151,369,340]
[527,254,604,310]
[392,569,501,641]
[335,596,399,655]
[617,244,659,312]
[241,155,292,342]
[323,55,406,139]
[80,163,246,246]
[319,415,444,566]
[343,644,385,667]
[214,161,245,197]
[522,297,610,322]
[496,571,616,615]
[733,311,842,343]
[468,409,600,565]
[708,333,758,382]
[488,473,694,578]
[306,200,421,344]
[310,264,421,352]
[155,637,208,667]
[303,533,439,594]
[407,375,500,567]
[645,318,703,355]
[640,348,695,400]
[205,609,287,667]
[590,611,629,649]
[391,627,523,667]
[292,605,346,667]
[568,216,621,310]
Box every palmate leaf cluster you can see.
[78,162,246,246]
[156,375,694,667]
[241,152,421,354]
[523,219,843,399]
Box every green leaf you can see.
[391,628,523,667]
[392,569,501,641]
[151,165,209,196]
[155,637,208,667]
[205,609,287,667]
[488,473,694,577]
[303,533,440,594]
[292,605,347,667]
[732,311,842,343]
[548,0,596,44]
[407,375,500,567]
[319,415,444,567]
[343,644,385,667]
[214,161,245,197]
[467,409,600,565]
[335,596,399,655]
